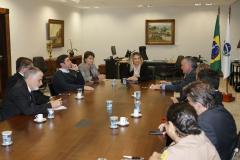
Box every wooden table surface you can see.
[0,80,173,160]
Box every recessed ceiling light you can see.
[147,4,153,8]
[94,6,100,9]
[137,4,144,8]
[194,3,202,6]
[60,0,67,3]
[82,6,90,9]
[72,0,80,3]
[205,3,213,6]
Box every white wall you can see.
[0,0,82,73]
[81,4,240,65]
[0,0,239,70]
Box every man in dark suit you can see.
[52,54,93,95]
[6,57,49,104]
[150,56,196,92]
[184,81,237,160]
[1,67,62,120]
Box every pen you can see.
[123,155,144,160]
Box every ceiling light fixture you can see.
[205,3,213,6]
[137,4,144,8]
[194,3,202,6]
[147,4,153,8]
[71,0,80,3]
[94,6,100,9]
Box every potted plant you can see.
[67,39,78,57]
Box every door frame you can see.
[0,8,12,97]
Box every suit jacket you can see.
[0,80,51,120]
[6,72,50,104]
[165,70,196,92]
[198,105,237,160]
[129,63,152,82]
[52,70,85,94]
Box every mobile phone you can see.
[149,130,164,135]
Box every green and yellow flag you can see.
[210,8,221,73]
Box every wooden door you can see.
[0,8,11,98]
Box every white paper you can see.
[53,105,67,111]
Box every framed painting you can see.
[47,19,64,48]
[145,19,175,45]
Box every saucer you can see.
[33,118,47,123]
[118,121,129,126]
[131,113,142,118]
[75,96,84,100]
[109,125,118,129]
[1,141,13,146]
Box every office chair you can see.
[33,56,50,89]
[33,57,48,73]
[231,131,240,160]
[175,55,184,77]
[139,46,148,60]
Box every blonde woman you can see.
[127,52,151,82]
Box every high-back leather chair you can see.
[33,57,48,73]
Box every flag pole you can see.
[223,5,235,102]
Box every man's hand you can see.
[149,84,161,90]
[84,85,94,91]
[70,63,79,71]
[127,76,138,81]
[149,152,161,160]
[170,97,179,104]
[50,98,62,108]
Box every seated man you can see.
[149,56,197,92]
[6,57,49,104]
[149,103,220,160]
[184,81,237,160]
[1,67,62,120]
[53,54,93,95]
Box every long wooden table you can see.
[0,80,173,160]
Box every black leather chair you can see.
[33,56,50,89]
[139,46,148,60]
[48,82,57,96]
[175,55,184,77]
[155,63,178,80]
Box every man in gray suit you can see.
[149,56,196,92]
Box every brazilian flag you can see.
[210,8,221,73]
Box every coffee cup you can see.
[35,114,43,121]
[109,116,118,129]
[119,117,128,125]
[2,130,12,146]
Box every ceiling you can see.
[48,0,238,9]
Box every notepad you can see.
[53,106,67,111]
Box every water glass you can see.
[76,88,83,98]
[112,79,116,86]
[122,78,127,85]
[2,130,12,146]
[47,108,54,119]
[134,91,141,100]
[106,100,113,109]
[134,100,141,113]
[109,116,118,129]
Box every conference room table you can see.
[0,80,173,160]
